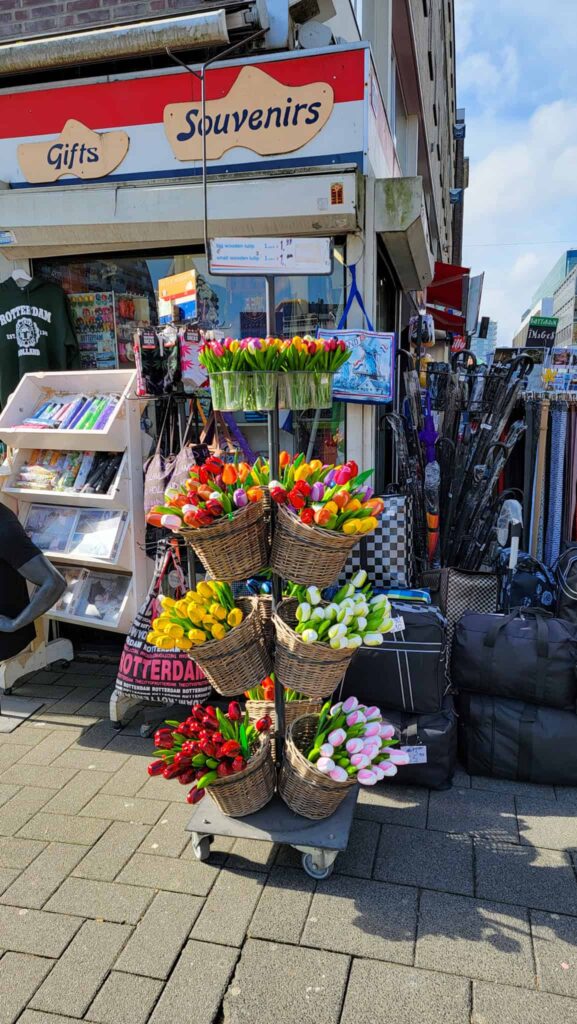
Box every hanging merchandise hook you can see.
[337,263,375,332]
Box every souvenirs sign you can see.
[164,66,334,161]
[17,120,129,183]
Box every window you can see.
[423,0,429,14]
[433,102,438,127]
[428,50,434,80]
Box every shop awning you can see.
[375,176,435,291]
[0,3,261,75]
[426,260,470,331]
[0,169,360,259]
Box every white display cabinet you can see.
[0,371,148,680]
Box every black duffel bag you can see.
[451,608,577,711]
[382,696,457,790]
[458,692,577,784]
[341,602,448,714]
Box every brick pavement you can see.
[0,661,577,1022]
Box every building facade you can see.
[553,268,577,347]
[0,0,458,476]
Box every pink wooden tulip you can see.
[362,744,379,760]
[329,766,349,783]
[328,728,346,747]
[372,765,385,781]
[346,738,363,755]
[160,514,181,530]
[357,768,378,786]
[379,723,395,740]
[346,710,366,727]
[319,743,334,757]
[363,721,381,738]
[330,702,343,716]
[350,753,370,769]
[364,706,381,720]
[317,757,335,774]
[342,696,358,713]
[388,749,411,766]
[378,760,398,777]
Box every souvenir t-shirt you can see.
[0,277,80,407]
[0,503,42,660]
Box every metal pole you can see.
[265,276,285,758]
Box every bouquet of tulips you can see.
[304,697,409,784]
[146,455,265,533]
[198,335,350,374]
[291,571,393,648]
[268,453,384,536]
[244,673,309,702]
[147,701,272,805]
[147,581,244,651]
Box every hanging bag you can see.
[338,493,414,588]
[169,407,210,491]
[143,401,177,513]
[115,539,211,704]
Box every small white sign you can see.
[209,237,333,276]
[401,745,427,764]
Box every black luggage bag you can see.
[383,696,457,790]
[458,692,577,785]
[341,602,448,714]
[452,608,577,711]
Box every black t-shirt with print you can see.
[0,503,42,659]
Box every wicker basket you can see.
[257,595,274,652]
[246,696,322,760]
[189,597,272,697]
[273,600,355,699]
[270,504,361,587]
[279,714,356,820]
[181,500,269,582]
[207,735,275,817]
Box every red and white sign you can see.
[451,335,466,353]
[0,45,391,188]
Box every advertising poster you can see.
[69,292,118,370]
[317,328,396,404]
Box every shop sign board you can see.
[317,328,396,404]
[527,315,558,347]
[209,237,333,276]
[17,119,129,184]
[1,45,378,188]
[165,66,333,162]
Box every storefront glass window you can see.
[33,245,347,462]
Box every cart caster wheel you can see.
[112,722,123,731]
[193,837,212,862]
[302,853,334,880]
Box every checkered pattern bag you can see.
[338,494,413,588]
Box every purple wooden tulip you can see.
[356,484,374,502]
[325,469,337,485]
[233,489,248,508]
[342,696,358,713]
[310,482,325,502]
[329,766,349,783]
[328,728,346,747]
[357,768,378,786]
[346,738,363,755]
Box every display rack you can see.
[0,370,149,691]
[184,277,357,879]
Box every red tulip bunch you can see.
[147,701,272,805]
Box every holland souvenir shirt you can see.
[0,277,80,407]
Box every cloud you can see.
[456,1,577,345]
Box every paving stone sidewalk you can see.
[2,661,577,1023]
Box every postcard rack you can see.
[0,370,149,691]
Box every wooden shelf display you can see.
[0,370,147,635]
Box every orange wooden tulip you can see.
[237,462,251,482]
[222,464,238,485]
[247,486,264,502]
[332,490,350,510]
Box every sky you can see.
[456,0,577,344]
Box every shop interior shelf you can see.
[47,583,135,635]
[0,369,137,452]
